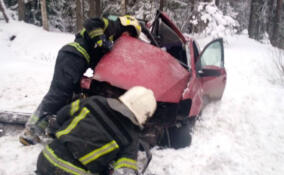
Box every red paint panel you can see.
[93,35,190,103]
[182,75,203,117]
[201,66,227,99]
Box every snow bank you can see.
[0,20,73,112]
[0,20,284,175]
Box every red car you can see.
[82,11,227,149]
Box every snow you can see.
[191,2,239,41]
[0,21,74,112]
[1,20,284,175]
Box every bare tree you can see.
[248,0,265,40]
[160,0,165,11]
[40,0,48,30]
[188,0,196,33]
[267,0,275,35]
[120,0,127,15]
[95,0,101,17]
[88,0,101,17]
[271,0,283,47]
[82,0,86,20]
[215,0,220,7]
[18,0,24,21]
[0,0,9,23]
[88,0,95,17]
[76,0,83,32]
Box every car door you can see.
[196,39,227,100]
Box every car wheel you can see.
[159,117,196,149]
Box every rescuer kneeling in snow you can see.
[19,15,142,146]
[36,86,157,175]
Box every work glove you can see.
[112,168,138,175]
[45,115,59,138]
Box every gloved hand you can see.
[45,115,59,138]
[112,168,138,175]
[95,35,113,54]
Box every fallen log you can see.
[0,111,30,125]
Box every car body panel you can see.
[181,40,203,117]
[196,39,227,100]
[93,35,190,103]
[200,67,227,99]
[90,11,226,120]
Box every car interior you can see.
[149,16,188,67]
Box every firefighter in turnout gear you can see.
[36,86,157,175]
[19,15,142,146]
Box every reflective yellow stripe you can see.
[79,140,119,165]
[97,40,103,47]
[89,28,104,39]
[28,114,39,125]
[80,28,86,37]
[43,145,90,175]
[109,35,114,41]
[56,107,90,138]
[114,157,138,170]
[70,99,80,116]
[69,42,90,64]
[126,19,131,25]
[102,18,109,31]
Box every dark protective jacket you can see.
[29,17,126,132]
[36,96,140,175]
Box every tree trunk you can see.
[18,0,24,21]
[76,0,83,32]
[271,0,283,47]
[248,0,265,40]
[40,0,48,30]
[82,0,85,21]
[120,0,127,15]
[160,0,164,11]
[215,0,220,7]
[88,0,95,17]
[189,0,195,33]
[0,0,9,23]
[267,0,275,37]
[95,0,101,17]
[189,0,195,12]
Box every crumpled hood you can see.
[93,35,190,103]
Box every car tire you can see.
[160,117,196,149]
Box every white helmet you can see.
[119,86,157,127]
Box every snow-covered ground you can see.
[0,20,284,175]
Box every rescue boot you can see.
[19,128,41,146]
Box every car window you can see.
[200,41,223,68]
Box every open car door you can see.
[196,39,227,100]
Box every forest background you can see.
[0,0,283,49]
